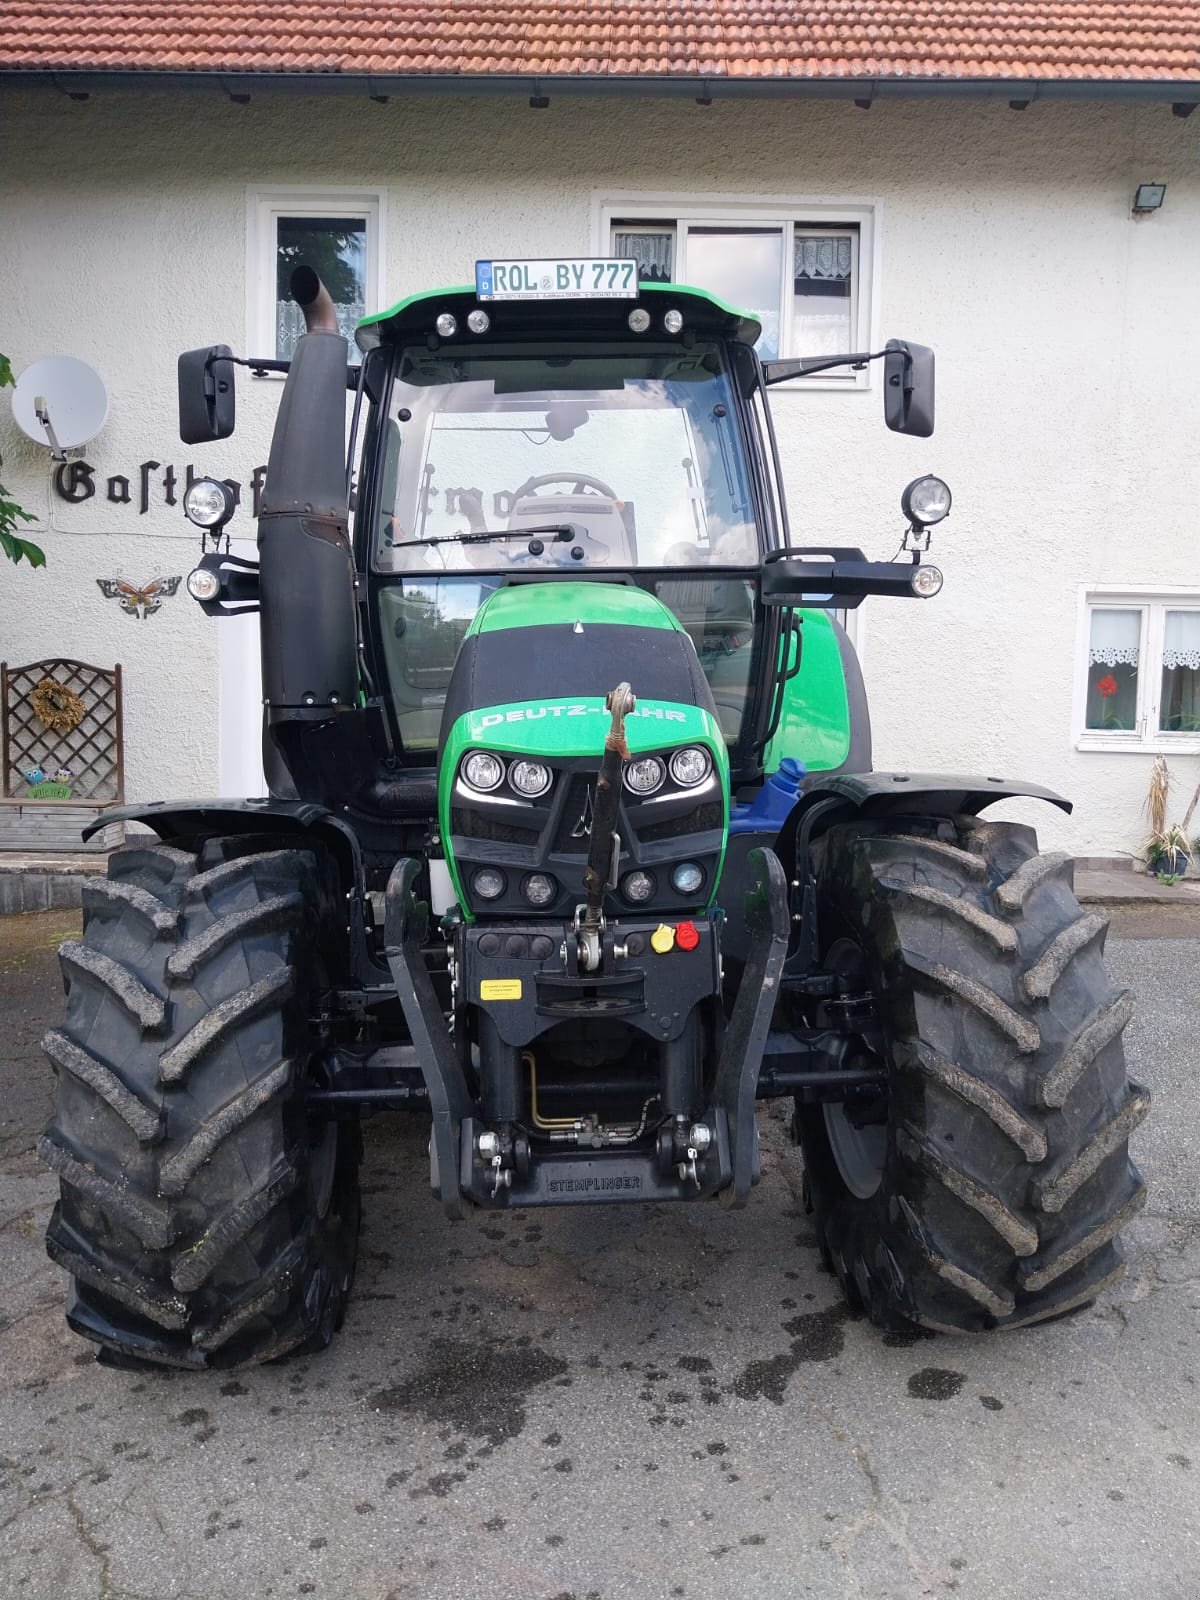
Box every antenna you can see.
[11,356,109,459]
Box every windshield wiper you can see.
[407,524,578,550]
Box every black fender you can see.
[717,771,1071,976]
[83,797,364,885]
[83,798,372,976]
[778,769,1072,890]
[793,769,1072,822]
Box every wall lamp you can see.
[1132,183,1167,215]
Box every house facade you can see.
[2,5,1199,859]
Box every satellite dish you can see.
[11,356,109,454]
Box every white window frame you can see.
[1073,586,1200,754]
[246,186,387,364]
[593,190,879,390]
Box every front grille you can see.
[451,808,543,847]
[550,775,596,854]
[639,801,724,843]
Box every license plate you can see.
[475,257,639,301]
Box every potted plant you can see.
[1143,757,1200,882]
[1146,823,1191,882]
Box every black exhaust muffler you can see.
[258,267,358,739]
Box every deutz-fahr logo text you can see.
[477,704,688,728]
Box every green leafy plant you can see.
[1143,758,1200,881]
[0,351,45,568]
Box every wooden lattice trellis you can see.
[2,659,124,803]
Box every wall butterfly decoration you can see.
[96,576,181,620]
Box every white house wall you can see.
[2,90,1197,855]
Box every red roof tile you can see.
[0,2,1197,84]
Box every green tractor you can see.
[40,260,1146,1368]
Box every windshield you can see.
[373,340,759,572]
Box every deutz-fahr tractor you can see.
[40,259,1146,1369]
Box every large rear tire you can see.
[795,816,1147,1332]
[41,837,361,1369]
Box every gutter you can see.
[1,69,1197,108]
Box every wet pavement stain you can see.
[907,1368,966,1401]
[732,1304,850,1403]
[732,1352,798,1405]
[369,1340,568,1448]
[781,1304,849,1361]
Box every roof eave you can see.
[2,69,1198,105]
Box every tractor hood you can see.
[437,582,729,922]
[439,583,723,761]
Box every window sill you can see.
[1077,735,1200,755]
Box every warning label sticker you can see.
[480,979,523,1001]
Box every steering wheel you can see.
[511,471,621,501]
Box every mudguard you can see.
[718,771,1070,975]
[794,770,1072,820]
[82,798,366,893]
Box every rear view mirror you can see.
[884,340,934,437]
[178,344,235,444]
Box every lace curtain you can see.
[1164,610,1200,671]
[1088,608,1140,666]
[613,231,674,282]
[794,235,853,283]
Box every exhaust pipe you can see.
[291,264,340,335]
[257,268,358,790]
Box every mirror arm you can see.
[209,352,360,390]
[761,350,885,385]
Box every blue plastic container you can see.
[729,756,806,835]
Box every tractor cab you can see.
[355,280,779,777]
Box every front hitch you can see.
[576,680,634,972]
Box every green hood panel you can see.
[446,696,725,762]
[466,582,681,637]
[765,606,852,773]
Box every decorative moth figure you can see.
[96,576,182,620]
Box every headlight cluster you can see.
[628,307,685,335]
[460,751,553,798]
[619,861,706,905]
[622,745,712,798]
[470,867,559,907]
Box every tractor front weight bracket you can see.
[384,857,474,1219]
[711,846,790,1208]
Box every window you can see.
[248,188,385,364]
[1076,591,1200,750]
[601,194,874,375]
[374,340,758,574]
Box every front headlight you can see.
[183,477,236,530]
[671,862,705,896]
[462,751,504,793]
[509,759,552,798]
[668,746,712,788]
[472,867,506,901]
[186,567,221,602]
[624,756,666,795]
[522,872,557,906]
[901,475,952,527]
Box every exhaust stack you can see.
[257,268,358,793]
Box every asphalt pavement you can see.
[1,906,1197,1600]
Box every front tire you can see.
[41,838,361,1369]
[795,816,1147,1332]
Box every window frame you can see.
[1074,586,1200,754]
[245,186,386,366]
[593,190,879,390]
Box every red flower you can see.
[1096,674,1119,699]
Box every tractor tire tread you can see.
[42,1028,162,1143]
[41,840,360,1369]
[797,816,1143,1333]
